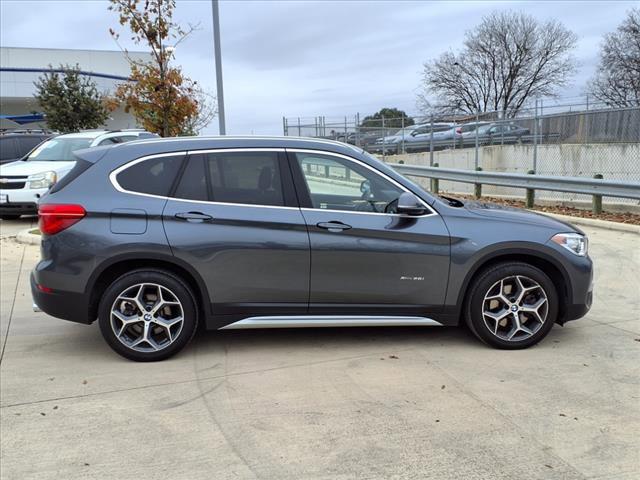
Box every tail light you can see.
[38,204,86,235]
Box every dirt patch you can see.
[450,194,640,225]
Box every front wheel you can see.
[465,262,558,349]
[98,269,198,361]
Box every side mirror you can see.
[396,192,427,216]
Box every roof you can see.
[120,135,366,155]
[56,131,109,139]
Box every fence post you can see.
[592,173,603,214]
[474,167,483,198]
[283,116,287,136]
[401,115,405,154]
[429,117,434,166]
[526,170,535,208]
[430,163,439,194]
[532,99,538,173]
[474,111,480,170]
[355,113,360,147]
[297,117,301,136]
[381,115,386,159]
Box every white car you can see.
[374,123,456,146]
[0,130,157,219]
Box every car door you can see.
[162,148,310,318]
[288,149,450,316]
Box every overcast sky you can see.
[1,0,637,134]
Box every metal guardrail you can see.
[368,133,565,155]
[389,163,640,200]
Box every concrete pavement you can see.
[0,225,638,480]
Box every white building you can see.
[0,46,150,130]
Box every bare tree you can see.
[181,88,217,135]
[418,11,577,117]
[588,9,640,108]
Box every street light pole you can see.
[211,0,226,135]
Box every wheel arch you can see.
[456,249,571,325]
[86,253,211,323]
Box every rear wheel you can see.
[465,262,558,349]
[98,269,198,361]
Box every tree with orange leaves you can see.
[108,0,203,137]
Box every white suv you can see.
[0,130,157,219]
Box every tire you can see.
[464,262,558,350]
[0,215,20,220]
[98,269,198,361]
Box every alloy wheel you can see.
[110,283,184,353]
[482,275,548,342]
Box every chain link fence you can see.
[284,106,640,208]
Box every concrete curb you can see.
[536,212,640,234]
[15,229,42,245]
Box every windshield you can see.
[26,137,93,161]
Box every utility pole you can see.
[211,0,226,135]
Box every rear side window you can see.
[0,138,18,160]
[18,136,46,155]
[116,154,184,197]
[172,151,284,207]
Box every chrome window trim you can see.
[109,148,300,211]
[288,148,437,218]
[109,147,437,218]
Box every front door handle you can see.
[317,221,352,232]
[175,211,214,223]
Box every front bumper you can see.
[0,187,47,215]
[558,256,593,324]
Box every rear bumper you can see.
[30,272,92,324]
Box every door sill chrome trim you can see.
[219,315,443,330]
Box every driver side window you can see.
[295,153,403,213]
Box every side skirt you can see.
[219,315,443,330]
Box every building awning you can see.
[0,113,45,124]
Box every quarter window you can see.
[116,154,184,197]
[295,153,403,213]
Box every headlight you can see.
[551,233,588,257]
[27,171,57,189]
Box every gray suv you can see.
[31,137,593,361]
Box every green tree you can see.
[33,64,110,132]
[360,108,414,128]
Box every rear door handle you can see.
[317,221,352,232]
[175,211,214,223]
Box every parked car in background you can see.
[403,123,456,143]
[372,123,455,152]
[374,125,426,146]
[0,132,52,165]
[0,129,158,219]
[31,136,592,361]
[465,123,530,142]
[412,122,491,143]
